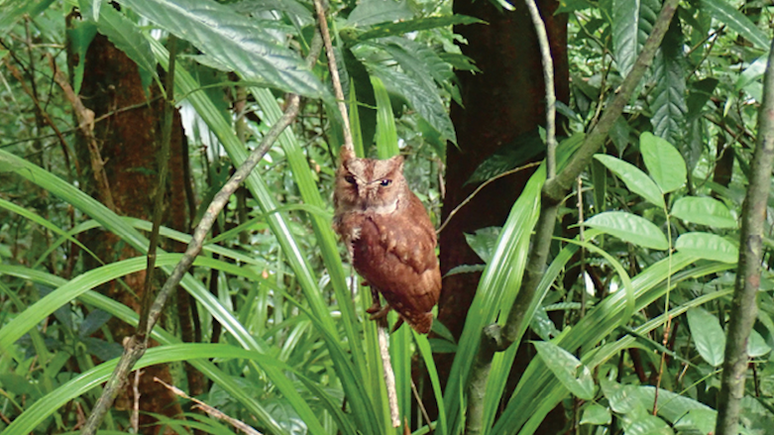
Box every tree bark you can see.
[72,32,189,434]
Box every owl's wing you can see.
[371,193,438,274]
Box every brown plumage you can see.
[332,151,441,333]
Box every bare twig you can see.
[311,0,400,425]
[436,162,541,234]
[155,377,263,435]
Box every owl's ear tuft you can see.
[389,155,404,170]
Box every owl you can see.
[333,151,441,334]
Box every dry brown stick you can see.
[311,0,400,427]
[155,377,263,435]
[48,56,116,211]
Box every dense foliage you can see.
[0,0,772,434]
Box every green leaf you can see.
[372,65,456,144]
[639,132,686,193]
[675,232,738,263]
[119,0,324,97]
[612,0,639,76]
[671,196,737,228]
[357,15,484,41]
[464,227,501,263]
[673,409,717,434]
[347,0,413,27]
[581,403,612,425]
[586,211,668,250]
[612,0,658,75]
[649,21,687,149]
[230,0,314,26]
[623,413,674,435]
[686,308,725,367]
[372,75,399,159]
[699,0,770,50]
[594,154,665,208]
[534,341,595,400]
[748,328,771,358]
[0,0,54,36]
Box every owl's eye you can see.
[380,179,392,187]
[344,175,356,184]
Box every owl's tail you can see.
[406,312,433,334]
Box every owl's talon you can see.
[368,304,391,319]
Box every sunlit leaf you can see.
[675,232,738,263]
[120,0,324,97]
[586,212,668,250]
[594,154,665,208]
[639,132,686,194]
[686,308,725,367]
[671,197,737,228]
[534,341,595,400]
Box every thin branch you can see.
[312,0,353,156]
[714,38,774,435]
[436,162,541,234]
[524,0,556,179]
[155,377,263,435]
[312,0,400,425]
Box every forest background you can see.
[0,0,773,434]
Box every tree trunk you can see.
[430,0,569,428]
[72,31,191,434]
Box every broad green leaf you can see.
[347,0,413,27]
[686,78,719,121]
[375,41,456,142]
[594,154,665,208]
[230,0,314,26]
[612,0,639,76]
[357,15,483,41]
[464,227,501,263]
[671,197,737,228]
[748,328,771,358]
[700,0,770,50]
[623,413,674,435]
[119,0,324,97]
[586,211,668,250]
[534,341,595,400]
[612,0,658,75]
[675,232,738,263]
[649,22,687,149]
[639,132,686,193]
[466,129,545,185]
[686,308,725,367]
[581,403,612,425]
[673,409,716,434]
[372,65,456,144]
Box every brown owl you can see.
[333,151,441,334]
